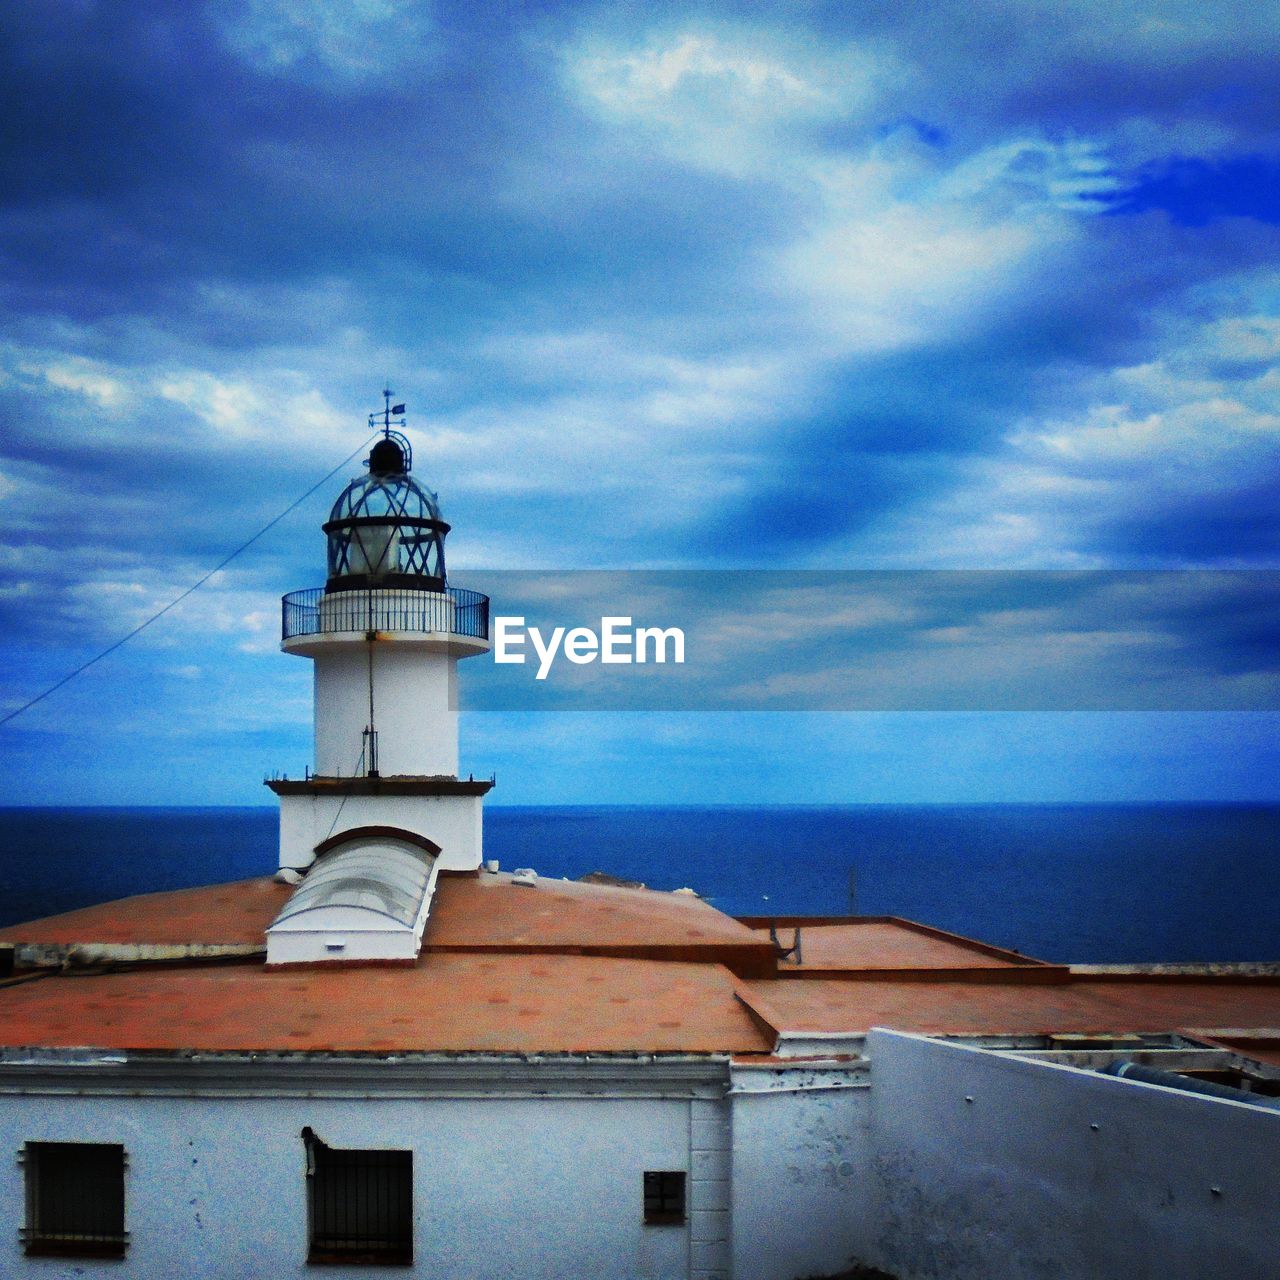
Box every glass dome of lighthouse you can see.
[323,407,450,593]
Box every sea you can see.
[0,804,1276,964]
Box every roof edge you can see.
[0,1052,733,1099]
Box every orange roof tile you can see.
[426,873,764,948]
[737,975,1280,1038]
[0,872,775,968]
[3,877,1277,1056]
[749,920,1040,971]
[0,953,771,1055]
[0,878,288,946]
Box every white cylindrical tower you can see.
[267,399,492,873]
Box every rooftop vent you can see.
[266,830,441,965]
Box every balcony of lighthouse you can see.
[280,584,490,658]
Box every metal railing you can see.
[282,585,489,641]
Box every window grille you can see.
[305,1132,412,1265]
[643,1170,686,1225]
[21,1141,127,1257]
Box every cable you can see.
[366,592,377,776]
[0,968,60,990]
[322,742,368,844]
[0,433,378,728]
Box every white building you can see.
[1,404,1278,1279]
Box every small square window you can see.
[305,1131,412,1265]
[643,1170,686,1225]
[22,1141,127,1257]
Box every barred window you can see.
[304,1130,412,1265]
[22,1141,127,1257]
[643,1170,686,1225]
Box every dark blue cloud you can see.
[689,344,1020,554]
[0,1,784,350]
[1,1,1279,800]
[805,1,1280,152]
[1107,155,1280,226]
[1091,474,1280,565]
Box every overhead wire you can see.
[322,742,369,845]
[0,433,379,728]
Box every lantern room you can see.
[322,430,449,592]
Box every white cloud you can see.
[853,299,1280,567]
[14,355,134,411]
[778,128,1132,355]
[0,338,362,459]
[781,200,1049,353]
[214,0,439,84]
[932,138,1119,213]
[571,31,843,123]
[569,27,1126,357]
[152,371,351,451]
[1201,315,1280,366]
[567,29,886,179]
[157,372,264,435]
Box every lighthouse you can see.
[265,394,492,963]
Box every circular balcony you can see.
[281,585,490,648]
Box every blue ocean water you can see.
[0,805,1276,963]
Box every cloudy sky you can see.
[1,0,1278,803]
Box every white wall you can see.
[867,1029,1280,1280]
[729,1066,876,1280]
[0,1091,698,1280]
[278,792,482,871]
[15,1033,1269,1280]
[313,645,459,778]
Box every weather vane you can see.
[373,387,406,438]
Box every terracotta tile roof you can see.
[737,975,1280,1039]
[0,953,770,1055]
[0,878,289,946]
[2,876,1277,1055]
[0,873,775,970]
[421,873,776,974]
[426,873,756,947]
[747,920,1041,971]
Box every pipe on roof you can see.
[1101,1059,1280,1110]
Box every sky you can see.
[1,0,1278,804]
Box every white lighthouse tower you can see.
[265,394,491,963]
